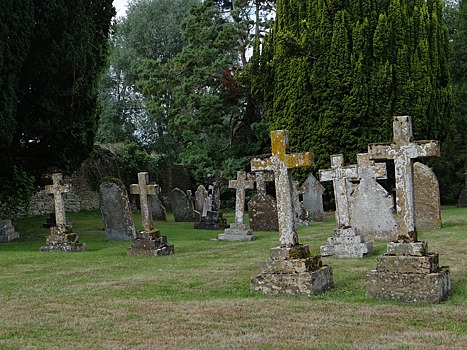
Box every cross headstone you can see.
[368,116,440,242]
[130,172,157,232]
[348,153,397,241]
[251,130,312,247]
[45,173,71,226]
[230,171,254,227]
[318,155,357,228]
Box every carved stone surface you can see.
[99,178,136,242]
[413,162,442,229]
[292,181,309,226]
[130,172,158,231]
[320,227,373,258]
[0,220,19,243]
[127,230,174,256]
[349,153,397,241]
[194,185,208,213]
[368,116,440,242]
[40,224,86,252]
[302,174,326,222]
[45,173,71,226]
[248,171,278,231]
[170,188,196,222]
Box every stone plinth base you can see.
[251,245,333,296]
[251,265,333,296]
[0,220,20,243]
[366,241,450,303]
[40,225,85,252]
[218,225,256,241]
[320,227,373,258]
[366,268,450,303]
[127,230,174,256]
[194,211,228,230]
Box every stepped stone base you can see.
[0,220,20,243]
[251,245,333,296]
[127,230,174,256]
[320,227,373,258]
[366,241,450,303]
[40,224,85,252]
[218,224,257,241]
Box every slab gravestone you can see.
[319,154,373,258]
[248,171,279,231]
[171,188,196,222]
[218,171,256,241]
[250,130,333,296]
[366,116,450,303]
[99,177,136,242]
[302,174,326,222]
[349,153,397,241]
[458,172,467,207]
[413,162,441,229]
[0,220,19,243]
[151,192,167,222]
[41,173,86,252]
[194,185,208,214]
[128,172,173,256]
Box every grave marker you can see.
[302,174,326,222]
[248,171,278,231]
[130,172,157,231]
[413,162,441,229]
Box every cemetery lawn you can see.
[1,207,465,350]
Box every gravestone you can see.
[207,170,224,212]
[349,153,397,241]
[302,174,326,222]
[99,177,136,242]
[194,193,227,230]
[250,130,333,296]
[292,180,309,226]
[218,171,256,241]
[170,188,196,222]
[458,172,467,207]
[413,162,442,229]
[319,155,373,258]
[0,220,20,242]
[41,173,86,252]
[128,172,174,256]
[248,171,279,231]
[366,116,450,303]
[151,192,167,221]
[194,185,208,214]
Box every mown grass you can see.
[0,206,465,349]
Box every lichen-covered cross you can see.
[251,130,313,247]
[130,172,158,232]
[368,116,440,242]
[45,173,70,226]
[229,171,254,225]
[319,155,357,228]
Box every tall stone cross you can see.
[319,155,357,228]
[130,172,158,232]
[251,130,313,247]
[45,173,70,226]
[229,171,254,226]
[368,116,440,242]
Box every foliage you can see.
[0,167,35,219]
[255,0,452,186]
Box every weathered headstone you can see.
[194,185,208,214]
[250,130,333,296]
[319,155,373,258]
[194,193,227,230]
[151,192,167,222]
[0,220,20,243]
[349,153,397,241]
[302,174,326,222]
[458,172,467,207]
[41,173,86,252]
[207,170,224,211]
[170,188,196,222]
[218,171,256,241]
[366,116,450,303]
[128,172,174,256]
[413,162,442,229]
[292,180,309,226]
[99,177,136,242]
[248,171,279,231]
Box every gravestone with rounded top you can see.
[413,162,441,229]
[171,188,196,222]
[248,171,279,231]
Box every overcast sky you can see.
[113,0,128,17]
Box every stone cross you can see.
[353,153,387,181]
[368,116,440,242]
[130,172,158,232]
[229,171,254,225]
[45,173,70,226]
[319,155,357,228]
[251,130,313,246]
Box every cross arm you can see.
[412,140,440,158]
[251,157,273,172]
[368,142,394,160]
[284,152,313,169]
[130,184,140,195]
